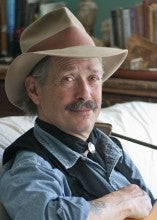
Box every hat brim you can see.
[5,46,128,108]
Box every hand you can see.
[88,184,152,220]
[126,201,157,220]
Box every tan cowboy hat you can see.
[5,7,128,108]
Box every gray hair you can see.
[16,56,52,115]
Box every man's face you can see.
[27,57,103,140]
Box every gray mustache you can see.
[66,100,98,111]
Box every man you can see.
[0,7,155,220]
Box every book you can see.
[6,0,16,57]
[148,3,157,43]
[130,4,144,36]
[111,8,124,48]
[143,0,157,38]
[0,0,8,56]
[122,8,131,48]
[130,6,138,35]
[24,0,39,27]
[135,3,144,36]
[14,0,27,55]
[152,7,157,42]
[15,0,26,30]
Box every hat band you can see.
[27,27,95,53]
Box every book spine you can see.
[130,7,138,35]
[116,8,124,48]
[15,0,26,30]
[122,8,131,48]
[145,3,157,42]
[143,0,157,38]
[152,8,157,43]
[6,0,16,56]
[148,5,154,42]
[136,3,144,36]
[24,1,39,27]
[111,8,124,48]
[14,0,27,55]
[0,0,8,56]
[111,9,119,47]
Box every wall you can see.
[56,0,143,38]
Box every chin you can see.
[74,120,94,133]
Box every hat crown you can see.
[20,7,87,53]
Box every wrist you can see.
[88,200,129,220]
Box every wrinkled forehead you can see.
[50,56,103,73]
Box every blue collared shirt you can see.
[0,122,152,220]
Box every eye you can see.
[89,75,101,82]
[59,75,76,87]
[63,75,75,82]
[91,76,98,80]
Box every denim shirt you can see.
[0,122,153,220]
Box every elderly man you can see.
[0,7,155,220]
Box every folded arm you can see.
[0,151,153,220]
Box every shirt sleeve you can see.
[0,151,90,220]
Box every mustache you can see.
[65,100,98,111]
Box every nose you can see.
[75,80,91,100]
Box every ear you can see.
[25,75,41,105]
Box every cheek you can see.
[55,91,71,106]
[43,87,73,108]
[94,87,102,102]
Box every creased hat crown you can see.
[20,7,87,53]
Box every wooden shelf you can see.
[102,75,157,107]
[113,68,157,81]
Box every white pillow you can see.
[0,116,35,161]
[97,101,157,197]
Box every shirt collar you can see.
[36,118,97,154]
[34,121,82,169]
[34,118,123,174]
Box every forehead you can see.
[51,56,103,72]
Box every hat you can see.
[5,7,128,108]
